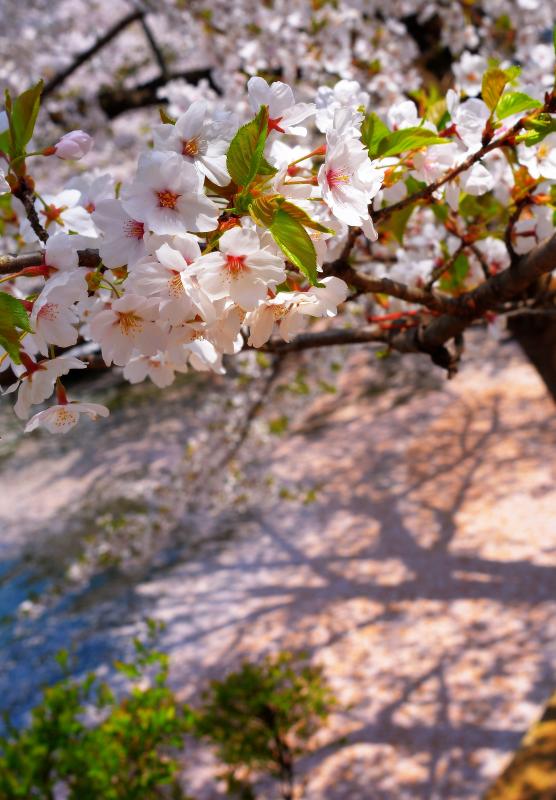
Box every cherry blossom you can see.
[247,77,315,136]
[153,100,235,186]
[121,151,219,235]
[191,226,286,310]
[25,402,109,434]
[54,130,93,160]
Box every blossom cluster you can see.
[1,14,555,433]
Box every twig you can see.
[139,16,169,80]
[0,248,100,275]
[12,180,48,243]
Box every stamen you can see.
[157,190,181,209]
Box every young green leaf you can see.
[361,112,389,158]
[376,127,447,158]
[269,209,320,285]
[0,291,32,363]
[226,105,277,187]
[495,91,542,120]
[9,80,44,156]
[481,68,509,112]
[278,200,335,234]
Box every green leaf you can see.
[0,292,32,363]
[9,81,44,155]
[249,194,280,227]
[278,200,334,234]
[439,252,469,293]
[481,68,509,112]
[387,203,415,244]
[226,105,277,188]
[269,209,319,285]
[376,127,448,158]
[158,107,176,125]
[495,91,542,120]
[361,112,389,158]
[517,114,556,146]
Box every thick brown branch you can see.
[260,327,392,353]
[323,257,452,313]
[387,232,556,364]
[97,68,222,118]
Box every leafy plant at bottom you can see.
[190,651,336,800]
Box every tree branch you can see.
[97,68,222,118]
[42,10,144,98]
[0,248,100,275]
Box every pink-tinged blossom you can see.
[92,199,147,269]
[247,77,315,136]
[66,173,114,215]
[90,294,166,366]
[191,226,286,310]
[30,271,88,355]
[246,277,348,347]
[452,52,487,96]
[318,138,382,232]
[153,100,234,186]
[6,355,87,420]
[315,80,369,134]
[123,353,178,388]
[127,241,204,325]
[518,133,556,180]
[25,402,109,434]
[54,130,93,160]
[43,232,79,272]
[121,151,219,235]
[17,189,97,243]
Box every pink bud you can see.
[54,130,93,160]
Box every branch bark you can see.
[42,10,144,98]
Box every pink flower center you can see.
[124,219,145,239]
[326,168,349,189]
[157,190,181,209]
[225,254,247,275]
[38,303,59,321]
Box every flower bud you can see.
[54,130,93,160]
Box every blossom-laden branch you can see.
[1,52,556,434]
[268,232,556,368]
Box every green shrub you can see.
[0,624,191,800]
[0,637,335,800]
[191,651,336,800]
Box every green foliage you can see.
[361,112,389,158]
[0,629,191,800]
[2,81,43,158]
[375,127,447,158]
[0,291,32,363]
[482,68,510,112]
[226,106,277,188]
[269,208,320,285]
[0,639,335,800]
[517,114,556,147]
[439,251,470,293]
[190,652,336,799]
[495,91,542,120]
